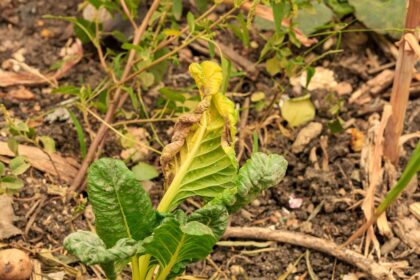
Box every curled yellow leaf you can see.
[189,61,223,96]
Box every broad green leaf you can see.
[158,61,238,212]
[208,153,287,213]
[64,231,139,265]
[348,0,406,39]
[142,212,217,280]
[9,156,30,175]
[280,94,315,127]
[295,1,333,35]
[87,158,157,247]
[132,162,159,181]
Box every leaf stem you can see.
[131,256,141,280]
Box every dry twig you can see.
[224,227,393,279]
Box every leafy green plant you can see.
[64,61,288,280]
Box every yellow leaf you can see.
[189,61,223,96]
[280,95,315,127]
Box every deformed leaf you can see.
[87,158,157,247]
[280,94,315,127]
[229,153,287,212]
[64,231,139,265]
[159,61,238,212]
[209,153,288,213]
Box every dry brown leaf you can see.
[0,195,22,240]
[8,86,35,100]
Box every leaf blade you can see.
[87,158,157,247]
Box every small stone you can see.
[251,199,261,207]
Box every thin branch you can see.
[224,227,393,280]
[68,0,162,193]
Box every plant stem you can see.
[138,255,152,280]
[132,256,141,280]
[383,0,420,164]
[68,0,162,193]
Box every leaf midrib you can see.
[157,111,209,212]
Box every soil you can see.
[0,1,419,280]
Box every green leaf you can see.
[139,72,155,89]
[158,61,238,212]
[280,94,316,127]
[64,231,139,265]
[305,66,315,88]
[67,109,87,158]
[159,88,186,103]
[52,86,81,95]
[188,204,229,239]
[132,162,159,181]
[376,141,420,216]
[37,136,56,153]
[348,0,406,39]
[209,153,287,213]
[44,16,96,44]
[64,231,139,280]
[328,118,344,133]
[87,158,157,247]
[266,55,282,76]
[7,138,18,155]
[0,176,24,192]
[0,162,5,176]
[187,12,195,33]
[9,156,30,176]
[294,1,333,35]
[325,0,354,16]
[221,57,231,94]
[173,0,183,20]
[228,153,287,212]
[142,212,217,280]
[195,0,209,12]
[270,0,289,35]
